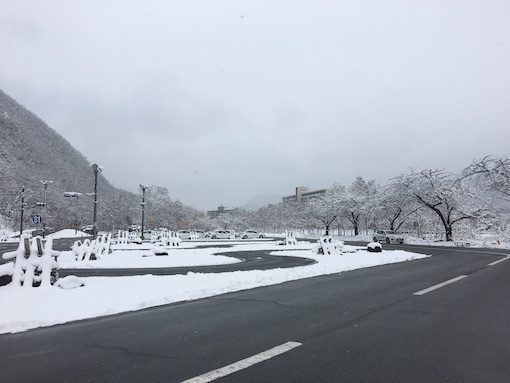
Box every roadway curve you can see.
[1,243,510,383]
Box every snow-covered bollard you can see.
[2,235,60,287]
[95,233,112,256]
[316,236,343,255]
[170,232,181,247]
[116,230,130,245]
[72,239,95,261]
[285,231,297,246]
[367,242,382,253]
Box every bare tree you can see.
[461,155,510,198]
[395,169,484,241]
[303,187,343,235]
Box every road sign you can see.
[31,215,43,224]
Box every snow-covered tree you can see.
[395,169,487,241]
[376,181,422,231]
[461,155,510,199]
[341,178,377,235]
[303,187,343,235]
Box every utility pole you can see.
[140,184,148,240]
[19,187,26,237]
[91,164,103,240]
[40,180,53,238]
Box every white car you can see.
[177,230,192,240]
[240,230,265,239]
[372,230,404,244]
[209,230,232,239]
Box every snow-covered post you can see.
[316,236,343,255]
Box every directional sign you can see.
[31,215,43,224]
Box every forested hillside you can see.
[0,89,202,232]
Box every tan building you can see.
[207,205,233,219]
[282,186,327,203]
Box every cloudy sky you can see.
[1,0,509,210]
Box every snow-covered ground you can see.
[58,247,242,268]
[0,241,428,334]
[0,228,89,243]
[47,229,89,239]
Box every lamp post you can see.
[91,164,103,239]
[140,184,148,240]
[19,187,26,237]
[40,180,53,238]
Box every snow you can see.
[0,241,428,334]
[56,276,85,289]
[367,242,382,249]
[47,229,89,239]
[58,247,242,268]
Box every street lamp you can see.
[40,180,53,238]
[139,184,148,240]
[91,164,103,239]
[19,187,26,237]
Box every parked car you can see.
[373,230,404,244]
[177,230,192,240]
[80,225,94,234]
[240,230,265,239]
[209,230,231,239]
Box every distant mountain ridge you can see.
[0,88,138,230]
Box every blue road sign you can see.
[31,215,43,224]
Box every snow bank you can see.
[0,247,428,333]
[47,229,89,239]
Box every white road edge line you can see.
[487,255,510,266]
[413,275,468,296]
[180,341,302,383]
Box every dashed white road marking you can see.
[180,341,302,383]
[413,275,468,296]
[487,255,510,266]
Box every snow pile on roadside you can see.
[0,248,428,334]
[404,236,510,249]
[47,229,89,239]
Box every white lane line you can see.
[487,255,510,266]
[413,275,468,296]
[180,341,302,383]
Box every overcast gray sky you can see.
[1,0,509,210]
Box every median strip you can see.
[180,341,302,383]
[413,275,468,296]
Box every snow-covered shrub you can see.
[2,235,60,287]
[56,275,85,289]
[367,242,382,252]
[315,236,344,255]
[72,233,112,261]
[285,231,297,246]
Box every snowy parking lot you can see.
[0,240,428,334]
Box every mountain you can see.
[0,88,139,231]
[242,194,282,210]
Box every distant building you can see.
[282,186,327,203]
[207,205,233,219]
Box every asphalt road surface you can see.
[2,244,510,382]
[60,249,316,277]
